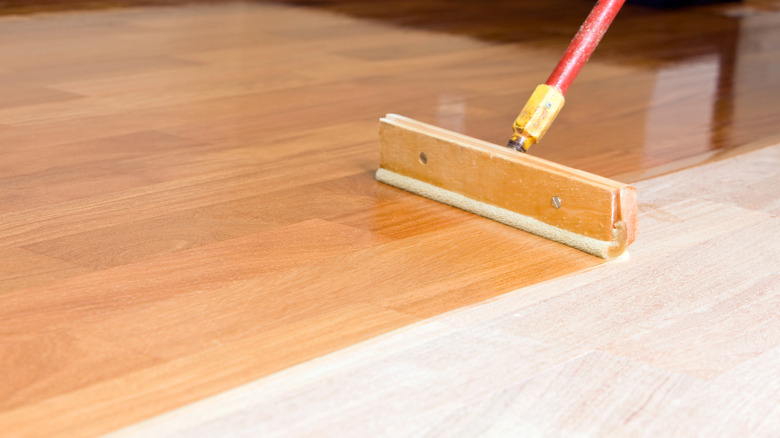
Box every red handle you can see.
[545,0,625,95]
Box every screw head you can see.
[552,196,562,208]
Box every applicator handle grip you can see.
[546,0,626,95]
[508,0,625,152]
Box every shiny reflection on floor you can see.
[3,0,778,180]
[268,0,780,180]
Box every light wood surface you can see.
[113,143,780,438]
[1,1,779,436]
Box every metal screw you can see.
[552,196,562,208]
[545,101,553,109]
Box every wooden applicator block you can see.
[376,114,637,259]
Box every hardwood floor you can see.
[113,143,780,438]
[264,0,780,178]
[0,1,779,436]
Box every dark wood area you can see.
[270,0,780,178]
[3,1,780,177]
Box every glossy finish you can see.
[273,0,780,178]
[1,1,780,436]
[0,4,604,437]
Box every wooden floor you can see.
[0,1,779,436]
[114,143,780,437]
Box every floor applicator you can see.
[376,0,637,259]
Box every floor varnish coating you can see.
[1,1,779,436]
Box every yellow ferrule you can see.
[511,84,565,148]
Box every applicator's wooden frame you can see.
[378,114,637,255]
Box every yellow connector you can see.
[507,84,565,152]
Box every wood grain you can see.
[113,144,780,438]
[0,1,779,436]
